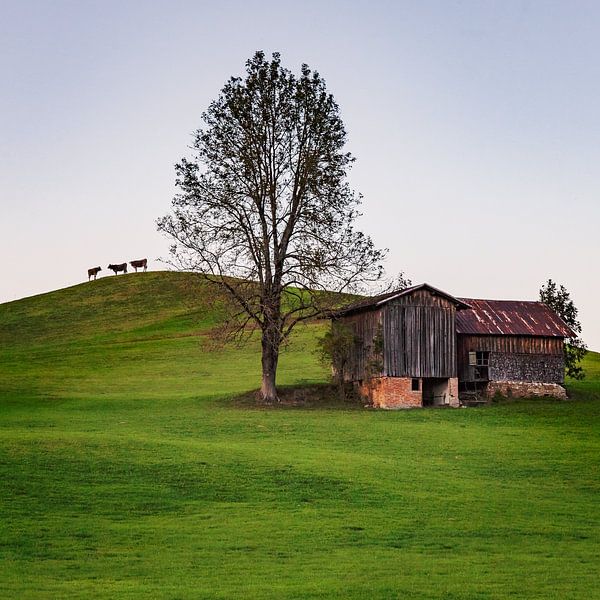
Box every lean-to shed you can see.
[456,298,574,399]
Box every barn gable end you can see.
[335,284,466,408]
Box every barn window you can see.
[411,378,420,391]
[476,351,490,366]
[469,351,489,366]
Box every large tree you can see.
[158,52,385,402]
[539,279,587,379]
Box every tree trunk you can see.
[260,331,280,403]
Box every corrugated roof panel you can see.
[456,298,575,337]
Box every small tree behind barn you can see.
[158,51,385,402]
[540,279,587,379]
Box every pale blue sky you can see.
[1,1,598,348]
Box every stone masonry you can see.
[489,353,564,384]
[484,381,567,400]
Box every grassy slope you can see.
[0,272,326,403]
[0,272,599,599]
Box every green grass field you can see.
[1,272,599,599]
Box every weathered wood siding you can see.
[457,334,565,383]
[338,287,567,387]
[383,301,457,378]
[340,289,458,381]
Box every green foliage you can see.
[564,339,588,379]
[540,279,587,379]
[1,276,599,598]
[316,321,356,398]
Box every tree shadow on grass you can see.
[229,382,366,410]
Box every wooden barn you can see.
[333,284,573,408]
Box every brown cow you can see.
[108,263,127,275]
[88,266,101,281]
[130,258,148,273]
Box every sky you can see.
[1,0,599,348]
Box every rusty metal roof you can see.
[334,283,471,317]
[456,298,575,337]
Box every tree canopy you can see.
[539,279,587,379]
[158,51,385,401]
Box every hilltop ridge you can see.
[0,271,214,345]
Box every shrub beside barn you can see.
[333,284,574,408]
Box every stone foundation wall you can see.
[485,381,567,400]
[357,377,459,409]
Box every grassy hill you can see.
[0,272,328,403]
[1,272,599,599]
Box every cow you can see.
[88,266,101,281]
[130,258,148,273]
[108,263,128,275]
